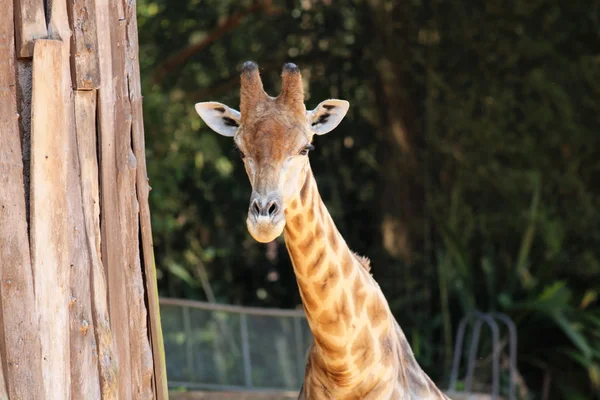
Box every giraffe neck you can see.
[283,166,394,389]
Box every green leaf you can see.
[515,171,541,289]
[580,290,598,310]
[553,312,592,360]
[167,262,198,288]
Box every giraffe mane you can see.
[352,252,371,272]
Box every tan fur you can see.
[214,63,449,399]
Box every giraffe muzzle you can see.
[250,197,280,219]
[246,192,285,243]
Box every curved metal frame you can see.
[448,311,517,400]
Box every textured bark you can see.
[0,353,6,400]
[0,0,166,398]
[124,1,168,396]
[13,0,47,57]
[0,3,44,397]
[30,38,71,399]
[67,0,100,88]
[74,89,118,399]
[69,90,102,399]
[95,0,133,394]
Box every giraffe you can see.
[194,61,450,399]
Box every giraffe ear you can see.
[194,101,241,137]
[307,99,349,135]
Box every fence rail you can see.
[160,298,312,392]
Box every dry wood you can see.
[67,0,100,88]
[47,0,71,41]
[110,2,154,397]
[124,1,169,397]
[3,0,166,397]
[95,0,133,396]
[75,88,118,399]
[30,38,71,399]
[69,90,102,399]
[0,5,44,398]
[0,352,6,400]
[13,0,48,57]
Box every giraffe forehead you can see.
[239,116,309,160]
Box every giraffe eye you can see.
[299,144,314,156]
[233,144,245,159]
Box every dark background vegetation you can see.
[136,0,600,398]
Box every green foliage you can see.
[136,0,600,397]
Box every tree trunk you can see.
[0,0,168,398]
[366,0,424,265]
[365,0,435,323]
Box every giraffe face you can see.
[194,62,349,243]
[234,107,313,243]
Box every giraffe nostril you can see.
[250,196,281,219]
[251,200,261,217]
[267,201,278,217]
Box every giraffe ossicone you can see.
[195,62,449,399]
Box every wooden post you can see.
[0,2,45,398]
[13,0,47,57]
[30,38,71,399]
[0,0,168,398]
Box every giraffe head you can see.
[195,61,349,243]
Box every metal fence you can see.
[160,298,312,392]
[161,299,519,398]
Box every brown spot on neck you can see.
[308,247,326,275]
[317,308,344,337]
[338,291,353,327]
[367,295,388,328]
[328,223,339,253]
[314,268,340,301]
[351,326,375,366]
[353,275,368,312]
[314,335,347,359]
[299,284,319,314]
[379,335,394,368]
[298,231,316,257]
[299,170,312,205]
[341,250,353,278]
[292,213,303,229]
[308,206,315,222]
[284,220,298,241]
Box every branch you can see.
[152,1,282,84]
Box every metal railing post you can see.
[464,312,500,398]
[294,316,305,384]
[491,312,518,400]
[182,306,194,381]
[240,313,253,387]
[159,297,310,391]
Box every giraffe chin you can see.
[246,217,286,243]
